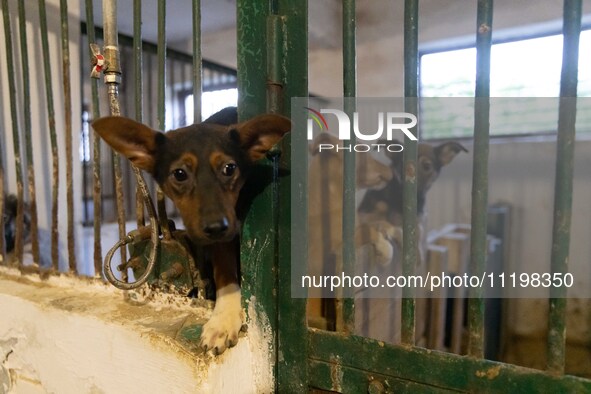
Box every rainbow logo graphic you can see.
[305,107,329,131]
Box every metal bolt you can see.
[104,73,122,84]
[160,262,185,281]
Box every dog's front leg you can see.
[200,240,244,354]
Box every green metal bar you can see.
[37,0,60,271]
[401,0,419,345]
[339,0,357,334]
[17,0,40,267]
[273,0,308,391]
[192,0,202,122]
[308,330,591,393]
[547,0,581,375]
[236,0,268,121]
[275,1,307,391]
[60,0,77,274]
[236,0,275,383]
[468,0,493,358]
[85,0,103,277]
[2,0,25,267]
[266,14,283,114]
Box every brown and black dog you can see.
[357,141,467,264]
[355,140,467,344]
[93,108,290,354]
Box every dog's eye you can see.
[172,168,188,182]
[222,163,237,177]
[421,160,433,173]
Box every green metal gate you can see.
[236,0,591,392]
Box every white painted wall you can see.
[0,0,82,271]
[0,271,273,394]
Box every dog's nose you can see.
[203,217,229,238]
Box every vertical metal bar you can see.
[2,0,25,267]
[339,0,356,334]
[37,0,60,271]
[237,0,268,121]
[156,0,171,239]
[547,0,581,374]
[468,0,493,358]
[133,0,145,227]
[401,0,419,345]
[17,0,40,267]
[157,0,166,130]
[103,0,127,277]
[85,0,103,276]
[266,13,283,114]
[59,0,77,273]
[275,0,308,391]
[192,0,202,123]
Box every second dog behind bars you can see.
[93,107,290,354]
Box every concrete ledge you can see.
[0,268,272,394]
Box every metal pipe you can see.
[401,0,419,346]
[468,0,493,358]
[547,0,582,374]
[37,0,60,271]
[2,0,25,268]
[339,0,357,334]
[103,0,127,279]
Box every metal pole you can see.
[60,0,77,274]
[85,0,104,277]
[37,0,60,271]
[340,0,357,334]
[468,0,493,358]
[2,0,25,268]
[192,0,202,123]
[17,0,40,268]
[133,0,145,227]
[401,0,419,346]
[547,0,581,374]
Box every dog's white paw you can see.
[200,284,243,355]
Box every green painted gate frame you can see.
[235,0,590,393]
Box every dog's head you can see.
[93,112,290,244]
[386,140,467,196]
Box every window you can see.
[184,88,238,125]
[420,29,591,138]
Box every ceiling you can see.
[81,0,238,46]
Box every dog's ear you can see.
[232,114,291,162]
[434,141,468,167]
[92,116,163,173]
